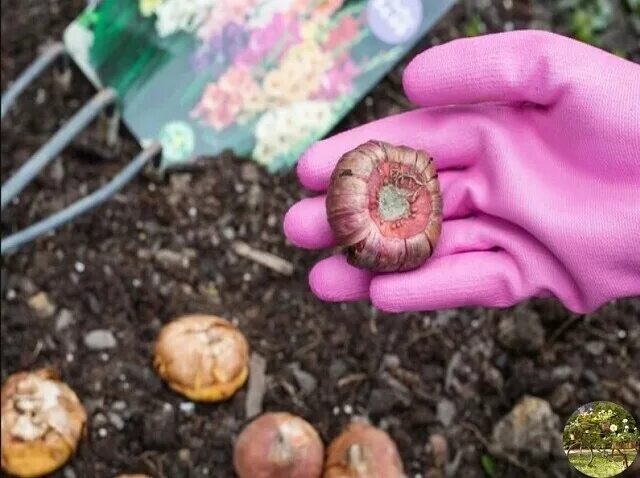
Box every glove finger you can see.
[297,108,478,191]
[371,251,521,312]
[308,255,372,302]
[284,171,465,250]
[283,196,335,249]
[433,216,499,258]
[403,31,565,108]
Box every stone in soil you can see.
[27,291,56,318]
[491,396,562,460]
[55,308,75,331]
[497,307,546,353]
[84,329,117,350]
[368,388,398,415]
[290,362,318,395]
[436,399,456,427]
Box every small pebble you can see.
[74,262,85,273]
[290,363,317,395]
[28,291,56,318]
[84,329,117,350]
[368,388,398,415]
[436,399,456,427]
[63,468,77,478]
[108,412,125,430]
[94,413,108,426]
[497,308,545,353]
[491,396,561,460]
[551,365,573,382]
[585,341,605,355]
[179,402,195,413]
[55,309,74,331]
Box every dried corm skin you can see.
[323,423,404,478]
[234,412,324,478]
[153,315,249,402]
[1,369,86,478]
[326,141,442,272]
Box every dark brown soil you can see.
[2,1,639,478]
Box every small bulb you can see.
[1,369,86,478]
[324,423,405,478]
[234,412,324,478]
[153,315,249,402]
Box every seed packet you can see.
[64,0,455,171]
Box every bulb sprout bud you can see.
[234,412,324,478]
[323,423,405,478]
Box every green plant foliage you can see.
[558,0,614,44]
[481,454,497,477]
[463,15,487,37]
[625,0,640,13]
[569,452,638,477]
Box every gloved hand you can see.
[284,30,640,313]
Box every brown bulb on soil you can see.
[323,423,405,478]
[234,412,324,478]
[153,315,249,402]
[1,369,87,478]
[326,141,442,272]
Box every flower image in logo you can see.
[563,401,638,478]
[159,121,196,164]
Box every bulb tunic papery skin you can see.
[234,412,324,478]
[153,315,250,402]
[1,369,87,478]
[323,423,405,478]
[326,141,442,272]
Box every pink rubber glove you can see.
[284,30,640,313]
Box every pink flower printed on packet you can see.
[316,57,359,100]
[324,15,360,50]
[235,13,301,68]
[191,82,243,131]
